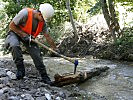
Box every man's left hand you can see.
[22,35,30,43]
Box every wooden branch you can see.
[52,66,109,87]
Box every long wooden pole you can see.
[31,39,76,64]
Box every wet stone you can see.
[0,68,7,77]
[0,77,10,85]
[6,71,16,80]
[45,93,51,100]
[0,84,5,89]
[0,89,4,96]
[26,89,35,95]
[35,91,42,97]
[6,83,14,88]
[21,94,34,100]
[3,88,16,96]
[8,96,20,100]
[68,92,81,97]
[55,96,61,100]
[36,96,46,100]
[59,91,66,98]
[0,93,9,100]
[39,87,50,93]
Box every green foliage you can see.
[115,0,133,12]
[3,0,43,17]
[0,3,10,38]
[48,25,64,43]
[116,0,133,2]
[115,27,133,46]
[74,0,96,23]
[89,0,102,16]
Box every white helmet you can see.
[39,3,54,19]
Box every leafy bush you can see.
[115,27,133,46]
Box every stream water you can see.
[39,56,133,100]
[78,57,133,100]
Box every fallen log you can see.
[52,66,109,87]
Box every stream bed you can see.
[27,55,133,100]
[0,55,133,100]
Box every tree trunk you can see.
[101,0,117,41]
[108,0,121,37]
[101,0,111,27]
[65,0,78,40]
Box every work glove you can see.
[22,35,34,43]
[22,35,30,43]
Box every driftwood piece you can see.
[53,66,109,87]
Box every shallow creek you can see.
[1,54,133,100]
[37,56,133,100]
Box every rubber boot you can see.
[16,65,25,80]
[41,74,53,85]
[36,65,53,85]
